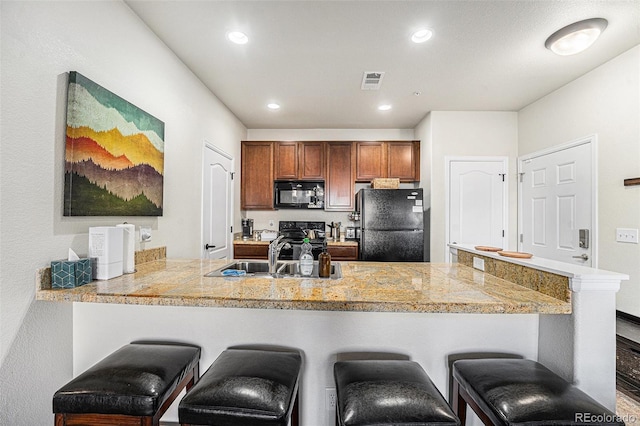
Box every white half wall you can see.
[0,2,246,424]
[518,45,640,318]
[414,112,519,262]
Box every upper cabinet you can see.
[241,142,274,210]
[275,141,325,180]
[241,140,419,210]
[356,141,420,182]
[274,142,298,179]
[325,142,355,211]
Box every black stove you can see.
[278,221,326,260]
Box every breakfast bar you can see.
[35,245,627,425]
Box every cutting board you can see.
[474,246,503,252]
[497,251,533,259]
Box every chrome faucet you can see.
[268,236,290,274]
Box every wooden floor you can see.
[617,313,640,421]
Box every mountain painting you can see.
[64,71,164,216]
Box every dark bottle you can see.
[318,243,331,278]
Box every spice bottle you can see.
[319,242,331,278]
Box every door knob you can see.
[572,253,589,261]
[205,244,216,250]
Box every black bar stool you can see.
[334,359,460,426]
[53,340,201,426]
[452,358,624,426]
[178,346,302,426]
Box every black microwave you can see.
[274,181,324,209]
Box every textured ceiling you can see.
[125,0,640,129]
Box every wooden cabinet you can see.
[356,142,386,181]
[356,141,420,182]
[241,140,418,210]
[241,142,274,210]
[388,141,420,181]
[275,141,325,180]
[327,245,359,260]
[274,142,298,179]
[325,142,355,211]
[299,142,325,180]
[233,242,269,259]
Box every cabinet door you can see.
[356,141,387,182]
[275,142,298,179]
[299,142,325,180]
[326,142,355,211]
[241,142,274,210]
[388,141,420,181]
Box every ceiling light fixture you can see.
[545,18,607,56]
[411,28,433,44]
[227,31,249,45]
[378,104,392,111]
[267,103,280,110]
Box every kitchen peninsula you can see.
[36,246,627,425]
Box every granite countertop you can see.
[36,259,570,314]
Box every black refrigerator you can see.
[356,188,425,261]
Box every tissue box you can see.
[51,258,92,289]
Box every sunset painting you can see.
[64,72,164,216]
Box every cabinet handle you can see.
[205,244,216,250]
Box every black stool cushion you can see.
[453,358,624,426]
[334,360,460,426]
[178,348,302,426]
[53,341,200,416]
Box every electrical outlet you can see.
[269,219,275,228]
[325,387,337,410]
[325,387,337,426]
[473,257,485,271]
[140,226,152,242]
[616,228,639,244]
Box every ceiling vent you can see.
[361,71,385,90]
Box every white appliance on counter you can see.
[89,226,124,280]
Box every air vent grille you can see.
[361,71,385,90]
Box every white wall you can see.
[518,46,640,317]
[245,129,416,231]
[415,112,519,262]
[0,1,246,424]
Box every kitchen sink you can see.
[205,260,342,279]
[205,261,273,277]
[276,261,342,279]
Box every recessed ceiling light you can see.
[267,103,280,110]
[545,18,607,56]
[411,28,433,44]
[378,104,392,111]
[227,31,249,45]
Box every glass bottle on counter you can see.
[299,238,314,276]
[318,241,331,278]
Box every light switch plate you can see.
[616,228,639,244]
[473,257,485,271]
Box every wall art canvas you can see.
[64,71,164,216]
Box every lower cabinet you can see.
[233,243,269,259]
[327,245,359,261]
[233,243,359,261]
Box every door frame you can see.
[202,141,235,259]
[444,156,509,262]
[517,134,598,267]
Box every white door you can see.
[202,143,234,259]
[519,138,595,266]
[447,158,508,261]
